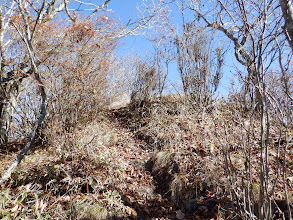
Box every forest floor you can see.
[0,99,292,219]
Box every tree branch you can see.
[86,0,111,21]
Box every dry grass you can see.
[0,96,292,219]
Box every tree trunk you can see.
[0,99,9,145]
[0,71,23,146]
[0,99,12,145]
[279,0,293,50]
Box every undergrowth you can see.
[0,96,292,219]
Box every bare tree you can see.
[0,0,166,184]
[175,22,225,111]
[183,0,284,111]
[279,0,293,50]
[149,4,176,97]
[180,0,292,219]
[0,0,114,146]
[131,59,157,107]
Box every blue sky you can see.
[98,0,241,97]
[108,1,158,54]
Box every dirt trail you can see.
[106,111,176,219]
[106,108,219,220]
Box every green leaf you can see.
[19,191,28,203]
[76,139,80,149]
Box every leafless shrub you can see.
[11,79,42,140]
[175,23,225,111]
[41,16,121,146]
[130,60,157,108]
[213,75,293,219]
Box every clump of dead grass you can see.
[0,118,135,219]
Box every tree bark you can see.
[279,0,293,50]
[0,92,17,146]
[0,66,30,146]
[0,75,23,146]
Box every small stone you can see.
[198,205,208,211]
[176,209,185,220]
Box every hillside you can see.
[0,0,293,219]
[0,98,292,219]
